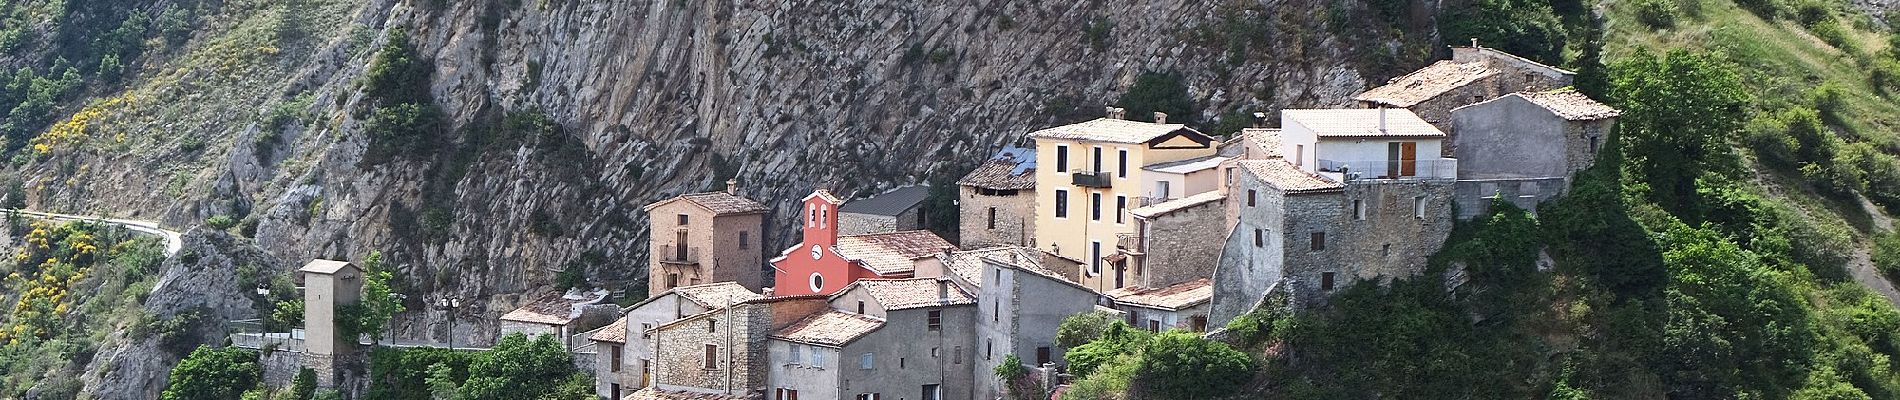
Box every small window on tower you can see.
[1321,272,1337,291]
[678,214,689,225]
[739,231,750,249]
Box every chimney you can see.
[1378,107,1388,135]
[1470,38,1480,48]
[725,179,738,195]
[937,280,950,301]
[1251,112,1268,128]
[1153,112,1168,124]
[1106,107,1127,120]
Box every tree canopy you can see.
[161,346,262,400]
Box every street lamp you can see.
[432,295,463,350]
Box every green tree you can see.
[458,333,576,400]
[1610,49,1750,220]
[1658,224,1814,398]
[1132,331,1256,399]
[358,251,405,343]
[363,29,433,107]
[204,215,237,230]
[922,175,961,242]
[1117,72,1197,126]
[161,346,262,400]
[2,177,24,209]
[291,368,318,400]
[1056,311,1117,348]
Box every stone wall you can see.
[1453,177,1570,220]
[649,304,771,396]
[838,213,898,236]
[261,347,303,388]
[1279,191,1348,307]
[1336,180,1456,281]
[1210,171,1288,325]
[648,203,766,296]
[958,186,1037,249]
[1139,199,1225,288]
[840,306,977,400]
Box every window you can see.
[641,323,652,339]
[708,320,716,333]
[987,207,997,230]
[1321,271,1336,291]
[1036,347,1052,365]
[931,347,940,357]
[1090,241,1102,275]
[1414,196,1427,218]
[821,207,828,227]
[1157,181,1171,198]
[1254,229,1264,247]
[1056,145,1069,172]
[1148,319,1161,332]
[740,231,750,249]
[612,384,622,400]
[900,357,906,369]
[1117,149,1128,178]
[610,345,623,372]
[917,209,926,226]
[855,394,881,400]
[860,353,874,369]
[1353,199,1365,220]
[1311,232,1327,251]
[807,204,815,227]
[790,344,803,365]
[923,384,942,400]
[665,273,680,289]
[704,344,719,369]
[1091,193,1102,221]
[1093,146,1104,173]
[812,350,825,368]
[986,339,993,360]
[928,310,942,331]
[1295,145,1305,166]
[856,301,865,314]
[993,299,1000,322]
[954,346,963,364]
[1054,190,1069,218]
[775,389,800,400]
[1247,190,1257,207]
[1115,196,1126,224]
[678,214,689,225]
[1590,136,1600,154]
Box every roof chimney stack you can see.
[937,279,950,301]
[1153,112,1168,124]
[1471,38,1479,48]
[1378,107,1388,135]
[725,179,739,195]
[1251,112,1268,128]
[1106,107,1127,120]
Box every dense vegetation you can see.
[0,216,166,398]
[366,333,590,400]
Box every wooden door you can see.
[1400,142,1418,176]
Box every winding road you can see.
[5,209,183,257]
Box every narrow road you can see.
[5,209,184,257]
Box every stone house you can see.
[299,259,362,389]
[1124,191,1226,289]
[499,289,619,349]
[932,246,1103,399]
[773,188,956,297]
[591,282,764,399]
[643,180,771,295]
[1210,159,1347,324]
[770,278,978,400]
[642,295,832,398]
[1280,108,1458,182]
[1354,44,1575,155]
[1028,109,1219,294]
[1450,90,1620,219]
[957,147,1037,249]
[838,185,932,236]
[1104,278,1213,332]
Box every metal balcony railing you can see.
[656,244,701,264]
[1316,158,1457,181]
[1071,170,1112,188]
[1115,233,1143,252]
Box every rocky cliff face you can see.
[11,0,1432,349]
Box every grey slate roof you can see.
[841,185,930,217]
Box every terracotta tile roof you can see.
[841,185,931,217]
[1104,278,1213,311]
[1513,90,1621,121]
[672,282,765,308]
[848,277,978,310]
[803,189,843,204]
[588,316,628,343]
[1283,109,1445,138]
[1353,60,1499,107]
[835,230,955,275]
[957,147,1037,190]
[1244,128,1283,158]
[627,387,761,400]
[1130,191,1225,219]
[1237,159,1343,194]
[644,192,769,215]
[1028,118,1205,144]
[499,292,585,325]
[943,246,1085,290]
[772,310,885,347]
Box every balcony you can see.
[656,244,701,265]
[1071,170,1112,188]
[1115,233,1144,253]
[1316,158,1457,181]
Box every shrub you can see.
[204,215,236,230]
[1083,18,1113,51]
[161,346,262,400]
[1737,0,1789,19]
[363,102,443,163]
[1132,331,1256,399]
[1633,0,1679,28]
[291,368,318,400]
[1056,311,1118,348]
[1117,71,1197,126]
[1875,232,1900,280]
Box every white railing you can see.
[1317,158,1457,181]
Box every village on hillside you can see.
[270,44,1622,400]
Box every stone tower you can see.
[300,259,364,389]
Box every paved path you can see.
[5,209,183,257]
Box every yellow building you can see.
[1027,110,1218,293]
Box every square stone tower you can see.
[300,259,364,388]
